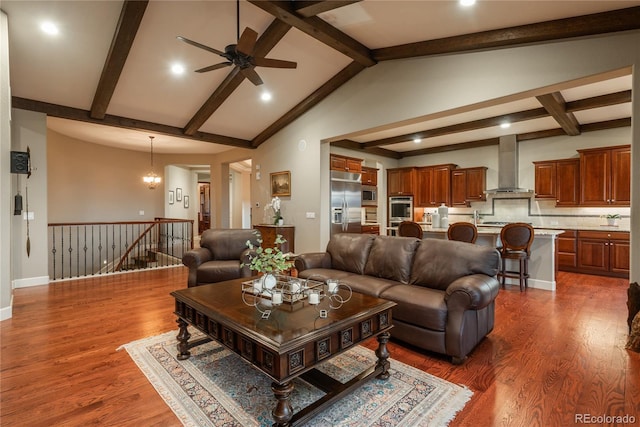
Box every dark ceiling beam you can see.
[363,108,549,148]
[372,6,640,61]
[248,0,375,67]
[252,61,366,147]
[90,0,148,120]
[536,92,580,136]
[182,19,292,136]
[400,138,500,158]
[580,117,631,133]
[566,90,632,112]
[330,139,402,159]
[293,1,362,18]
[13,97,252,149]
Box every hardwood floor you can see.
[1,268,638,426]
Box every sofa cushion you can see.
[410,238,500,291]
[363,236,420,284]
[381,285,447,332]
[201,229,260,261]
[196,260,243,283]
[326,233,375,275]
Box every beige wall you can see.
[1,11,12,319]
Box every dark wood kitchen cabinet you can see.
[557,230,578,270]
[414,164,456,207]
[577,230,629,278]
[578,145,630,206]
[362,166,378,186]
[533,158,579,206]
[451,167,487,206]
[388,167,415,196]
[330,154,362,173]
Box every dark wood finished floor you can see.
[1,268,638,426]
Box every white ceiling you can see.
[2,0,638,154]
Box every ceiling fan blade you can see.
[240,67,263,86]
[235,27,258,56]
[177,36,226,57]
[195,62,233,73]
[252,57,297,69]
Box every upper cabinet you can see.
[414,164,457,207]
[533,158,580,206]
[361,166,378,186]
[451,167,487,206]
[330,154,362,173]
[388,167,415,196]
[578,145,630,206]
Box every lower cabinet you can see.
[576,230,629,278]
[557,230,577,270]
[253,225,295,254]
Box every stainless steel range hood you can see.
[485,135,533,194]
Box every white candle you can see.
[272,291,282,304]
[327,280,338,293]
[309,292,319,304]
[290,280,300,293]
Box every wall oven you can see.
[389,196,413,224]
[362,185,377,206]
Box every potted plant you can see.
[243,233,293,288]
[605,213,621,226]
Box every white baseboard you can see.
[13,275,50,289]
[502,277,556,291]
[0,295,12,321]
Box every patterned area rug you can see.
[121,331,472,426]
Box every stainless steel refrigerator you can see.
[330,170,362,236]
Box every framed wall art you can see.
[184,195,189,209]
[270,171,291,197]
[168,190,174,205]
[176,187,182,201]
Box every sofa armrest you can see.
[444,274,500,311]
[182,248,213,287]
[240,248,258,278]
[294,252,331,272]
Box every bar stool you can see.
[498,223,534,291]
[447,222,478,243]
[398,221,423,239]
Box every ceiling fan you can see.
[177,0,296,86]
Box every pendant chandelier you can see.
[143,136,161,190]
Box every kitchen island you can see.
[388,223,564,291]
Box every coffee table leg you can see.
[271,381,294,426]
[176,318,191,360]
[375,331,391,380]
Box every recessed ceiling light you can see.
[500,122,511,129]
[460,0,476,6]
[413,137,422,144]
[40,21,59,36]
[260,91,272,102]
[171,63,185,75]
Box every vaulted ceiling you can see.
[4,1,639,157]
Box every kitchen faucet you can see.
[472,210,479,226]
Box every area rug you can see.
[121,331,472,426]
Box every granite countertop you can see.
[361,222,380,226]
[422,225,565,236]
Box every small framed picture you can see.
[176,188,182,201]
[270,171,291,197]
[184,195,189,208]
[168,190,174,205]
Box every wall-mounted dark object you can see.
[14,194,23,215]
[10,151,30,174]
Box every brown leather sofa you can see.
[294,233,500,364]
[182,228,261,287]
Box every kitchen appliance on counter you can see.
[331,171,362,236]
[388,196,413,227]
[362,185,377,206]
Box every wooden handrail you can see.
[114,223,156,272]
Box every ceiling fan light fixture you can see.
[260,91,272,102]
[40,21,59,36]
[413,137,422,144]
[142,136,161,190]
[460,0,476,7]
[500,122,511,129]
[171,63,186,75]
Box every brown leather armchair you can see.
[182,228,261,287]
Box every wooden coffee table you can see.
[171,277,396,426]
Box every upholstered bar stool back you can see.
[398,221,423,239]
[447,222,478,243]
[498,223,535,291]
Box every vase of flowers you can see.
[269,196,283,225]
[605,213,620,226]
[243,233,293,286]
